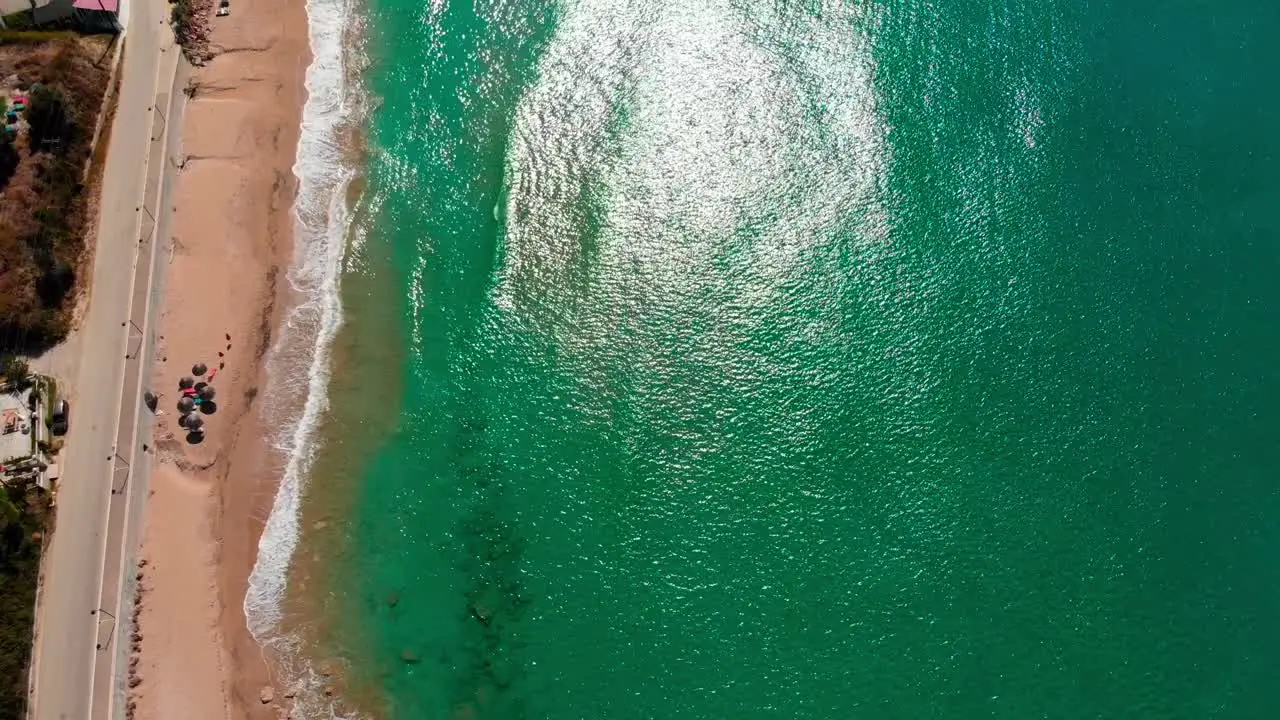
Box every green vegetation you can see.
[0,356,30,387]
[0,482,47,720]
[0,494,17,531]
[0,12,35,32]
[0,129,16,189]
[170,0,192,29]
[41,377,56,427]
[25,85,76,152]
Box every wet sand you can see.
[130,1,310,717]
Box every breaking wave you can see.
[243,0,363,662]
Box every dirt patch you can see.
[0,34,114,353]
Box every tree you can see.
[0,493,17,532]
[0,130,17,188]
[24,85,76,153]
[0,355,29,386]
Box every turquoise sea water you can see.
[311,1,1280,717]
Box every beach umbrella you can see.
[177,412,190,428]
[198,385,216,401]
[186,415,205,432]
[179,376,194,389]
[177,397,195,413]
[192,362,208,377]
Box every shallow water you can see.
[298,1,1280,717]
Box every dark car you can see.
[50,398,69,435]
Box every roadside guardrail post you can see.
[92,610,116,652]
[125,321,145,360]
[110,454,129,495]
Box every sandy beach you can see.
[129,1,310,718]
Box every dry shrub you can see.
[0,35,110,351]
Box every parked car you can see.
[50,398,69,435]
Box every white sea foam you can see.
[243,0,360,647]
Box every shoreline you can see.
[129,0,312,717]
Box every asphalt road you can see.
[29,3,182,718]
